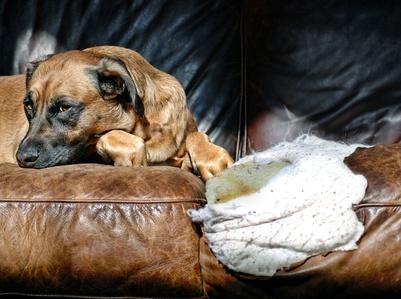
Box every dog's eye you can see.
[23,95,33,110]
[57,104,71,113]
[23,94,34,120]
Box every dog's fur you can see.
[12,46,233,180]
[0,75,28,164]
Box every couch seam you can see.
[0,292,205,299]
[0,198,206,204]
[235,0,248,161]
[354,202,401,209]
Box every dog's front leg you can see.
[96,130,147,167]
[143,125,180,163]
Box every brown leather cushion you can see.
[0,163,206,298]
[201,144,401,299]
[3,145,401,298]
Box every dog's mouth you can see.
[32,150,79,169]
[17,140,88,169]
[17,132,115,169]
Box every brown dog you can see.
[12,46,233,180]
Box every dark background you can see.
[2,0,401,159]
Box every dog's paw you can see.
[186,132,234,181]
[96,130,147,167]
[197,149,234,181]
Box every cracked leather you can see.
[0,163,205,298]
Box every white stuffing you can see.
[188,135,369,276]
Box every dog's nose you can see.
[16,145,40,167]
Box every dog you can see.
[13,46,233,180]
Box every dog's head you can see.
[16,47,147,168]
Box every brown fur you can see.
[0,75,28,163]
[11,46,233,180]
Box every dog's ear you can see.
[25,54,54,87]
[85,46,187,121]
[94,57,144,118]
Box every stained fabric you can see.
[190,135,367,276]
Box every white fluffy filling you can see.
[189,135,368,276]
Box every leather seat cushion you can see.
[0,163,206,298]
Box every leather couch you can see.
[1,1,401,298]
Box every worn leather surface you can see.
[201,145,401,299]
[345,145,401,204]
[0,163,205,298]
[0,163,205,201]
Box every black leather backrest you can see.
[5,1,401,159]
[0,0,242,157]
[246,0,401,153]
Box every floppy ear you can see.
[94,57,144,118]
[25,54,54,87]
[84,46,187,119]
